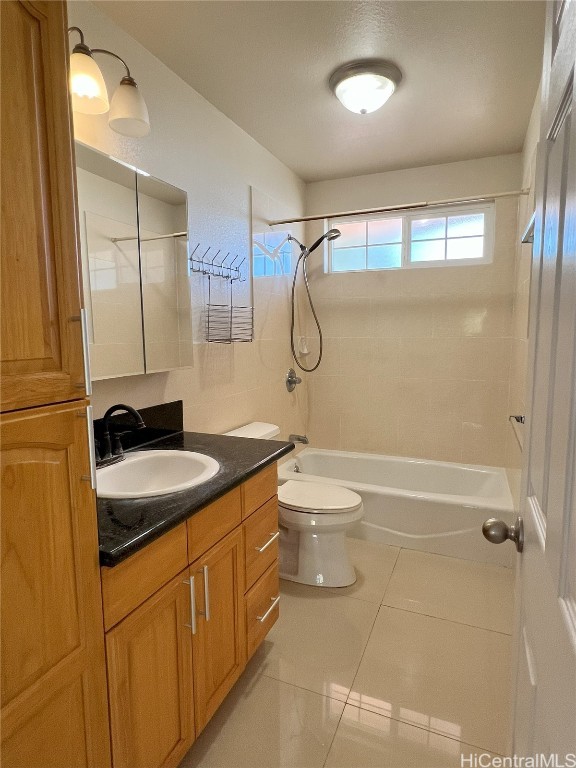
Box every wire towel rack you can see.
[189,244,253,343]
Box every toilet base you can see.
[279,530,357,587]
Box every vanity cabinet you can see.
[191,528,245,733]
[105,574,194,768]
[1,0,86,413]
[101,465,279,768]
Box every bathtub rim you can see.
[279,447,514,513]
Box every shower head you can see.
[308,228,341,254]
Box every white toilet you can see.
[278,480,363,587]
[224,422,364,588]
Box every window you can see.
[328,202,494,273]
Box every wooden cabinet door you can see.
[106,574,195,768]
[1,1,85,412]
[191,528,246,733]
[0,402,111,768]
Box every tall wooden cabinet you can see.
[1,404,111,767]
[0,2,111,767]
[1,0,85,413]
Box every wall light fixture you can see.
[329,59,402,115]
[68,27,150,138]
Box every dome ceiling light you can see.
[329,59,402,115]
[68,26,151,138]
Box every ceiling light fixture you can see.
[329,59,402,115]
[68,27,150,138]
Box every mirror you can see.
[75,143,192,379]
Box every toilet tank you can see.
[224,422,280,439]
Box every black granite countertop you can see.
[97,427,293,567]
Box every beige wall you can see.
[302,155,523,466]
[69,1,307,440]
[505,87,541,498]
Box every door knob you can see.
[482,516,524,553]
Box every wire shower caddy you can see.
[189,244,253,343]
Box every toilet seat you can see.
[278,480,362,514]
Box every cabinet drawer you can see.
[245,563,279,660]
[243,497,279,590]
[242,463,277,520]
[187,487,242,563]
[101,523,188,631]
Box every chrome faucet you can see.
[288,434,309,445]
[98,404,146,467]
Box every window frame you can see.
[327,201,495,273]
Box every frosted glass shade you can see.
[109,81,150,138]
[334,73,396,114]
[69,51,109,114]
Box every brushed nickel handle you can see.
[482,516,524,553]
[255,531,280,553]
[257,595,280,623]
[197,565,210,621]
[183,576,197,634]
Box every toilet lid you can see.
[278,480,362,513]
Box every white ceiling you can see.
[95,1,545,183]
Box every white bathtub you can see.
[278,448,515,567]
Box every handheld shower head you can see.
[307,228,341,254]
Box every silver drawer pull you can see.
[255,531,280,553]
[257,595,280,623]
[183,576,196,634]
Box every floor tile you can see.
[256,580,379,702]
[180,658,344,768]
[349,606,511,755]
[383,549,515,633]
[324,704,499,768]
[324,538,400,603]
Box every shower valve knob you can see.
[286,368,302,392]
[482,516,524,553]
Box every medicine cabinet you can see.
[75,142,192,380]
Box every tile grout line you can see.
[340,701,508,759]
[380,545,403,606]
[323,547,402,768]
[258,669,349,706]
[378,601,514,637]
[341,546,403,718]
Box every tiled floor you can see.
[180,539,513,768]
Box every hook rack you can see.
[189,243,253,343]
[189,243,247,282]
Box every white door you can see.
[511,0,576,760]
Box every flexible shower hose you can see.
[290,250,323,372]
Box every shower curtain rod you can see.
[268,189,529,227]
[111,231,187,243]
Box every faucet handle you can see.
[111,432,126,457]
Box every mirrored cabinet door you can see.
[76,144,145,379]
[75,143,193,381]
[137,175,193,373]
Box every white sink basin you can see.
[96,450,220,499]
